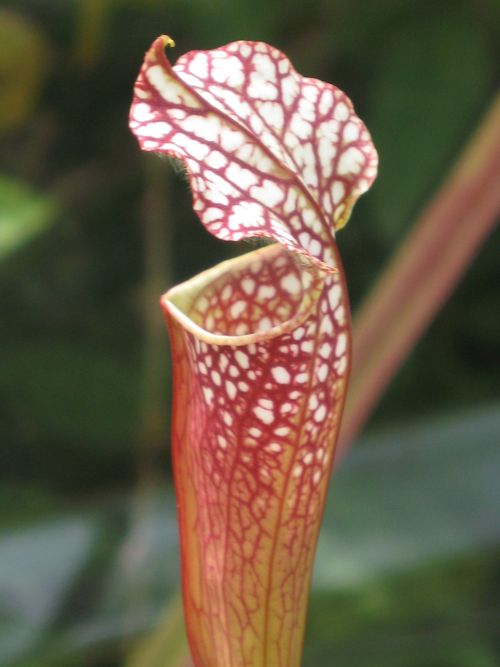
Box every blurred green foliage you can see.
[0,0,499,665]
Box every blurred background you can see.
[0,1,499,666]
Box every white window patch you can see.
[204,207,222,223]
[258,317,273,331]
[303,452,313,465]
[203,386,214,405]
[226,163,258,189]
[253,406,274,425]
[189,53,209,79]
[225,381,237,400]
[133,102,154,122]
[292,326,305,341]
[290,115,312,140]
[333,101,349,121]
[220,129,245,152]
[251,181,285,207]
[317,364,328,382]
[338,147,364,176]
[332,181,345,205]
[319,89,334,115]
[319,342,332,359]
[314,405,327,422]
[229,365,239,378]
[257,101,284,129]
[280,273,301,295]
[239,44,251,58]
[234,350,250,370]
[271,366,291,384]
[230,300,246,319]
[206,151,227,169]
[257,284,276,300]
[335,357,347,375]
[336,333,347,357]
[281,75,298,106]
[343,121,360,142]
[211,370,222,386]
[253,53,277,79]
[204,189,229,206]
[335,304,346,326]
[308,394,319,410]
[242,278,256,295]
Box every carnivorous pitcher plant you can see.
[130,35,378,667]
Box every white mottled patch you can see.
[148,65,199,107]
[189,53,209,79]
[290,114,312,139]
[319,89,334,115]
[253,406,274,424]
[251,180,285,207]
[258,317,272,331]
[235,350,250,370]
[172,133,210,160]
[343,121,360,142]
[138,121,172,139]
[220,129,245,152]
[280,273,301,295]
[239,44,252,58]
[303,451,314,465]
[133,102,154,122]
[226,380,237,400]
[203,386,214,405]
[314,405,326,422]
[242,278,256,295]
[257,284,276,300]
[328,285,342,309]
[204,207,223,223]
[317,364,328,382]
[336,332,347,357]
[205,151,227,169]
[338,147,364,176]
[334,101,349,121]
[211,55,244,87]
[256,101,284,130]
[230,300,246,318]
[281,75,298,105]
[271,366,291,384]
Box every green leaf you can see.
[0,175,57,261]
[369,11,494,240]
[0,340,140,450]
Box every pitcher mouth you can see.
[161,244,326,347]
